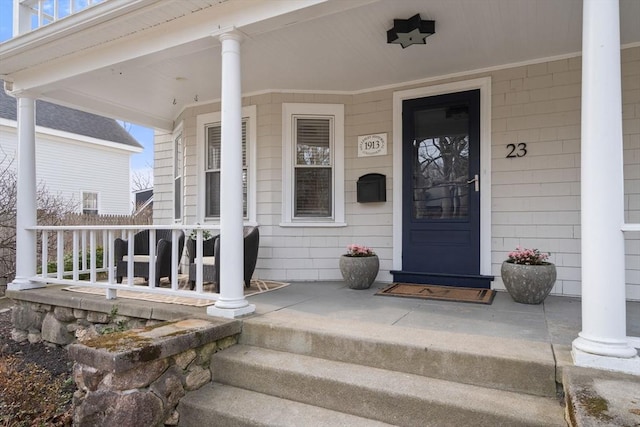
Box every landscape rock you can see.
[74,389,164,427]
[185,365,211,390]
[11,304,44,331]
[101,358,169,390]
[54,306,75,322]
[174,348,196,370]
[87,311,110,323]
[150,366,185,409]
[41,312,74,345]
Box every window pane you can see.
[175,134,183,179]
[82,192,97,215]
[296,118,331,166]
[174,132,183,220]
[242,169,248,217]
[412,104,470,220]
[208,121,246,169]
[205,170,247,217]
[413,136,469,220]
[206,120,248,218]
[207,126,221,170]
[295,168,332,217]
[82,192,97,210]
[242,121,247,167]
[205,171,220,218]
[174,178,181,219]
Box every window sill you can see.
[279,222,347,228]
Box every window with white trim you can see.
[282,103,345,226]
[82,191,98,215]
[205,120,248,218]
[196,106,256,223]
[174,132,183,220]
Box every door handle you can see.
[467,174,479,192]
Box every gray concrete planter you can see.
[339,255,379,289]
[501,261,556,304]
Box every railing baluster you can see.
[57,230,64,280]
[81,230,87,271]
[106,229,116,300]
[90,230,96,284]
[102,230,107,269]
[107,229,115,284]
[127,230,134,287]
[196,230,203,293]
[41,231,48,279]
[148,229,156,288]
[73,230,79,282]
[171,229,179,291]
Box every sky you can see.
[0,0,154,189]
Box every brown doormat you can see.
[376,283,495,304]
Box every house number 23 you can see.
[506,143,527,158]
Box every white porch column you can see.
[9,94,41,290]
[207,30,255,318]
[572,0,639,373]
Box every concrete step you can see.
[179,382,395,427]
[239,311,559,397]
[210,344,566,427]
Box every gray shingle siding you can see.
[0,83,142,149]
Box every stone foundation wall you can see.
[72,328,237,426]
[10,299,159,345]
[9,297,242,426]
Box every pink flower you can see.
[346,244,375,257]
[506,247,550,265]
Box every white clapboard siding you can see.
[152,130,176,224]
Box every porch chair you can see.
[115,229,185,286]
[188,226,259,292]
[186,234,218,290]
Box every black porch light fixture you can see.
[387,14,435,48]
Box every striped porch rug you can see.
[63,279,289,307]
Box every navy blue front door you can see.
[394,89,490,288]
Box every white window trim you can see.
[281,103,345,227]
[173,124,184,223]
[196,105,257,224]
[81,190,99,215]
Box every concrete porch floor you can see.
[249,281,640,348]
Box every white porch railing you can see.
[29,224,220,302]
[16,0,106,33]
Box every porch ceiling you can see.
[1,0,639,130]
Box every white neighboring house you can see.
[0,84,142,215]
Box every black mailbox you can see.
[357,173,386,203]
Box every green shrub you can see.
[40,247,105,280]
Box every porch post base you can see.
[207,303,255,319]
[8,277,45,291]
[572,337,640,375]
